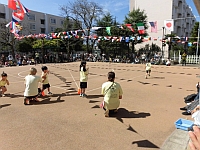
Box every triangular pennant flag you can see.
[125,24,134,32]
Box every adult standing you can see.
[182,52,187,66]
[35,52,40,64]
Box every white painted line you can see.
[18,70,29,78]
[67,68,79,89]
[86,74,144,93]
[8,73,24,79]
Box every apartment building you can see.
[130,0,197,58]
[0,3,65,35]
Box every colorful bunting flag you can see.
[136,23,145,34]
[106,27,111,35]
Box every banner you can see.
[164,19,174,31]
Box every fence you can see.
[178,55,200,64]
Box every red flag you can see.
[125,24,134,32]
[8,0,17,10]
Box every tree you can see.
[188,22,200,55]
[95,13,132,58]
[124,8,148,57]
[0,22,16,59]
[16,38,37,53]
[60,0,103,53]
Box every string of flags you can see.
[4,2,197,46]
[6,0,30,35]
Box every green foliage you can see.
[188,22,200,55]
[138,43,161,58]
[32,39,58,50]
[16,38,37,52]
[124,8,148,37]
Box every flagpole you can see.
[196,22,200,64]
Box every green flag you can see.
[106,27,111,35]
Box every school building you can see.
[0,3,65,35]
[129,0,197,58]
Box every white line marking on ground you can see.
[86,74,144,93]
[67,68,79,89]
[9,74,24,79]
[18,70,29,78]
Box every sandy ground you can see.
[0,62,198,150]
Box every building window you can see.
[0,13,5,19]
[41,19,45,25]
[28,14,36,21]
[41,28,45,33]
[50,26,55,32]
[61,20,64,25]
[50,18,56,24]
[30,24,36,30]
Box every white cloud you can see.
[100,0,129,13]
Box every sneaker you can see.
[104,110,109,117]
[2,94,5,97]
[182,111,191,115]
[47,92,53,95]
[80,94,83,97]
[82,94,87,97]
[180,107,187,111]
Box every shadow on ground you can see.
[110,108,151,122]
[31,97,65,105]
[0,104,11,108]
[87,94,103,99]
[132,140,159,149]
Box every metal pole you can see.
[162,27,165,58]
[196,22,200,64]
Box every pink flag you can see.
[149,21,157,33]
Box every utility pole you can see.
[196,22,200,64]
[162,27,165,58]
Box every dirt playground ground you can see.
[0,62,199,150]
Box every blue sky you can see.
[0,0,199,22]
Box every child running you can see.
[145,59,152,79]
[41,66,53,95]
[0,72,9,97]
[24,68,42,105]
[79,61,89,97]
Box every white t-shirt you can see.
[101,82,123,110]
[146,63,151,70]
[24,75,42,96]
